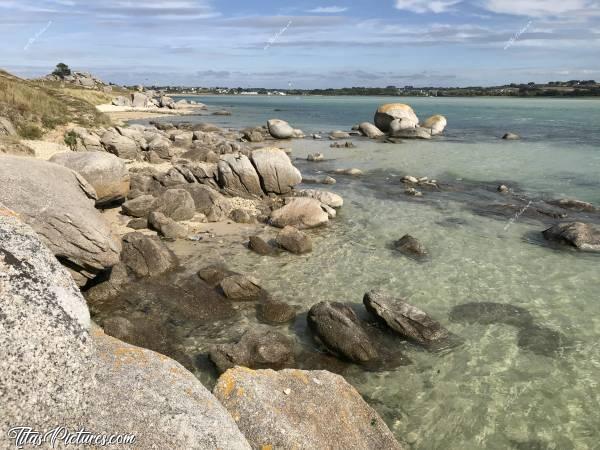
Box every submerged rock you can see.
[257,301,297,324]
[220,274,265,301]
[393,234,428,259]
[517,325,568,357]
[390,126,432,140]
[276,225,313,254]
[209,330,294,373]
[502,132,521,140]
[363,290,449,346]
[449,302,533,328]
[213,367,403,450]
[248,235,279,256]
[547,198,596,212]
[307,302,379,364]
[542,222,600,252]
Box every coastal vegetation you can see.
[0,69,109,139]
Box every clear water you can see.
[169,97,600,449]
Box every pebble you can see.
[406,432,419,445]
[283,388,291,395]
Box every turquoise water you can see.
[168,96,600,449]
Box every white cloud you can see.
[394,0,462,13]
[307,6,348,13]
[480,0,600,17]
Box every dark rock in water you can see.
[209,330,294,373]
[547,198,596,212]
[276,225,313,254]
[542,222,600,252]
[449,302,534,328]
[393,234,427,259]
[220,274,265,301]
[197,264,235,286]
[257,301,297,324]
[363,290,449,346]
[307,302,379,364]
[502,132,520,140]
[248,235,278,256]
[295,350,351,374]
[121,232,177,278]
[517,325,568,357]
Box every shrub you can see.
[64,130,78,150]
[18,123,43,139]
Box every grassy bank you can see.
[0,69,111,139]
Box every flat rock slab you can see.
[0,155,121,285]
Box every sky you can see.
[1,0,600,88]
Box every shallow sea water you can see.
[149,96,600,449]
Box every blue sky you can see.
[1,0,600,87]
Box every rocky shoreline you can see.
[2,98,599,449]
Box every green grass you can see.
[0,69,111,139]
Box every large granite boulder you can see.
[0,156,121,285]
[100,129,139,160]
[270,197,329,229]
[209,330,294,373]
[122,194,157,218]
[307,302,379,363]
[50,151,130,205]
[213,367,403,449]
[148,211,189,239]
[542,222,600,252]
[0,212,92,432]
[422,115,447,135]
[131,92,150,108]
[153,188,196,221]
[250,147,302,194]
[91,327,251,449]
[374,103,419,132]
[267,119,295,139]
[121,232,177,278]
[0,212,251,450]
[218,153,263,197]
[174,183,232,221]
[363,290,449,346]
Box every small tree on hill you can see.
[52,63,71,79]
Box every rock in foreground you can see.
[250,147,302,194]
[213,367,403,450]
[542,222,600,252]
[364,290,449,346]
